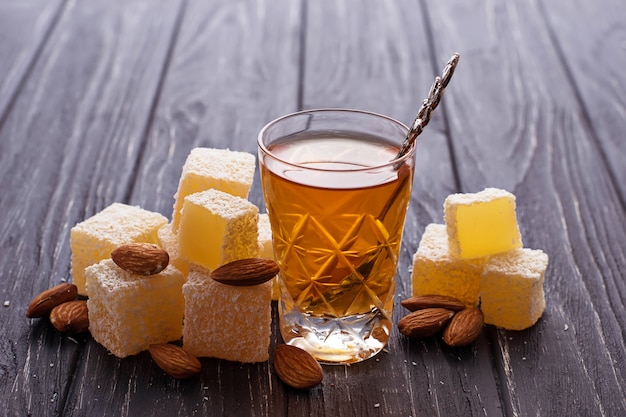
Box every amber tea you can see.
[258,110,415,364]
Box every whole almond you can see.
[26,283,78,318]
[49,300,89,334]
[211,258,279,286]
[111,243,169,275]
[149,344,201,379]
[443,307,484,347]
[397,307,455,339]
[273,344,323,389]
[401,294,466,312]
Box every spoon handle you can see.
[395,53,460,160]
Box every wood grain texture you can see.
[302,1,499,416]
[64,1,302,416]
[539,0,626,205]
[0,0,624,415]
[427,0,626,415]
[0,0,65,123]
[131,0,303,216]
[0,0,183,415]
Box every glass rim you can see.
[257,108,415,173]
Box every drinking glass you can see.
[258,109,415,364]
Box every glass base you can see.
[279,306,392,364]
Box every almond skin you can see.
[397,307,455,339]
[273,344,323,389]
[26,283,78,318]
[49,300,89,334]
[401,294,466,312]
[211,258,279,286]
[443,307,484,347]
[149,344,201,379]
[111,243,169,275]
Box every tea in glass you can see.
[258,109,415,364]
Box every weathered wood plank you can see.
[1,0,623,415]
[131,0,303,214]
[301,1,503,416]
[63,1,303,416]
[0,0,184,415]
[539,0,626,204]
[0,0,65,122]
[426,0,626,415]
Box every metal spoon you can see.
[395,52,460,160]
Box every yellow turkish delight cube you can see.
[444,188,523,259]
[178,189,259,271]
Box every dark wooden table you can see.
[1,0,625,416]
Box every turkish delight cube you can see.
[444,188,523,259]
[480,248,548,330]
[70,203,167,295]
[411,224,483,308]
[171,147,255,231]
[182,265,272,362]
[85,259,185,358]
[178,189,258,271]
[257,213,279,300]
[157,223,188,277]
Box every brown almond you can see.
[49,300,89,334]
[273,344,323,389]
[26,283,78,318]
[401,294,466,312]
[211,258,279,286]
[397,307,455,339]
[111,243,169,275]
[443,307,484,347]
[149,344,201,379]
